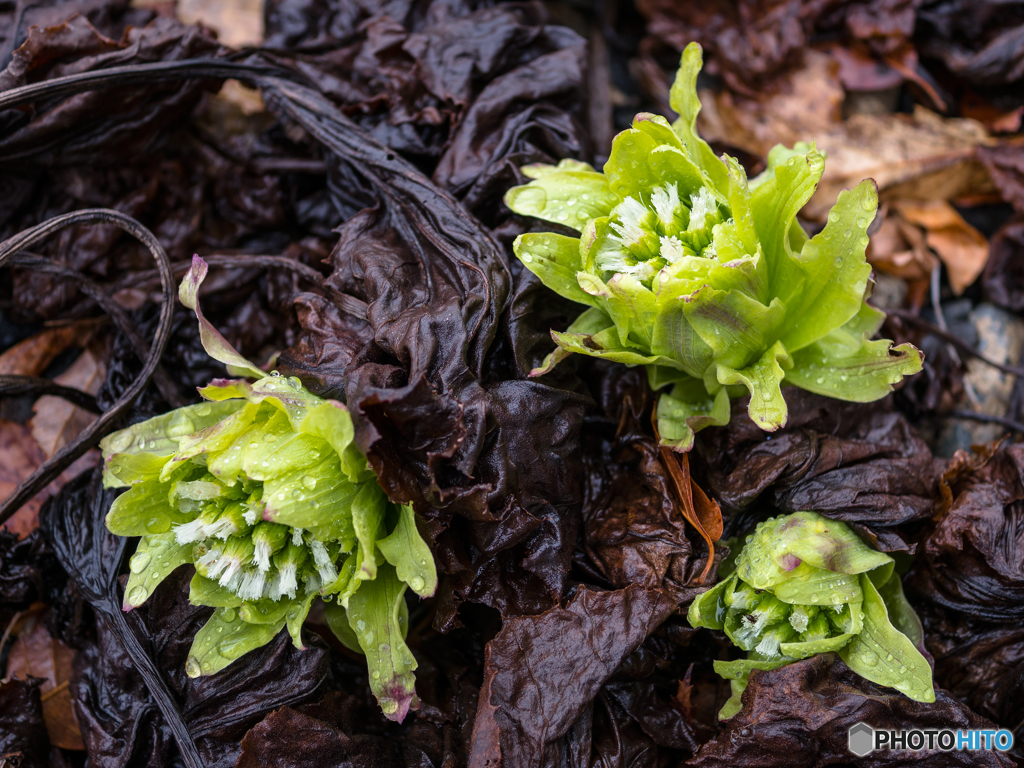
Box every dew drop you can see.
[302,475,316,490]
[129,551,152,573]
[195,403,212,416]
[222,607,237,622]
[379,642,391,654]
[219,635,249,659]
[886,653,894,662]
[108,431,133,452]
[556,212,568,221]
[409,577,425,592]
[899,665,907,674]
[145,517,168,534]
[521,253,533,263]
[186,656,202,677]
[844,230,852,238]
[128,585,148,605]
[372,670,381,680]
[202,661,212,672]
[380,699,399,715]
[862,652,878,667]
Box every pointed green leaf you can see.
[122,533,194,610]
[185,607,284,678]
[687,573,736,630]
[779,632,854,659]
[513,233,596,308]
[345,562,418,722]
[838,574,935,703]
[189,573,244,608]
[656,379,731,452]
[105,482,193,537]
[787,334,924,403]
[351,483,387,582]
[504,168,618,232]
[668,43,730,191]
[716,340,792,431]
[778,181,876,352]
[377,504,437,598]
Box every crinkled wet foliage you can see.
[2,1,1024,767]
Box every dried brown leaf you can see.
[29,350,104,459]
[4,614,84,750]
[0,324,93,377]
[894,199,990,294]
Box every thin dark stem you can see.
[0,209,201,768]
[11,253,185,408]
[947,410,1024,435]
[0,211,174,529]
[0,374,100,413]
[889,310,1024,379]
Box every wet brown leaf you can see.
[4,614,84,751]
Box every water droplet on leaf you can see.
[129,551,152,573]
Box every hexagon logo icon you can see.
[849,722,874,757]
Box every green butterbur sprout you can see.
[100,255,438,722]
[688,511,934,719]
[504,42,923,451]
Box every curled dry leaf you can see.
[867,207,939,283]
[654,413,722,584]
[894,200,989,295]
[4,613,84,750]
[697,49,998,222]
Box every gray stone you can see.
[936,303,1024,458]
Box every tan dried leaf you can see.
[30,350,104,459]
[4,614,84,750]
[894,200,989,294]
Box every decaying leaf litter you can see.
[0,0,1023,766]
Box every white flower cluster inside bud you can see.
[594,183,726,286]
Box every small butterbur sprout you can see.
[101,256,437,723]
[504,42,922,451]
[688,511,934,719]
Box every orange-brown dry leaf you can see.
[658,444,723,584]
[935,438,1004,521]
[894,200,989,294]
[867,210,938,281]
[5,614,84,750]
[0,323,94,377]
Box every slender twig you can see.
[889,310,1024,379]
[0,374,100,413]
[0,211,173,527]
[947,410,1024,435]
[10,253,185,408]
